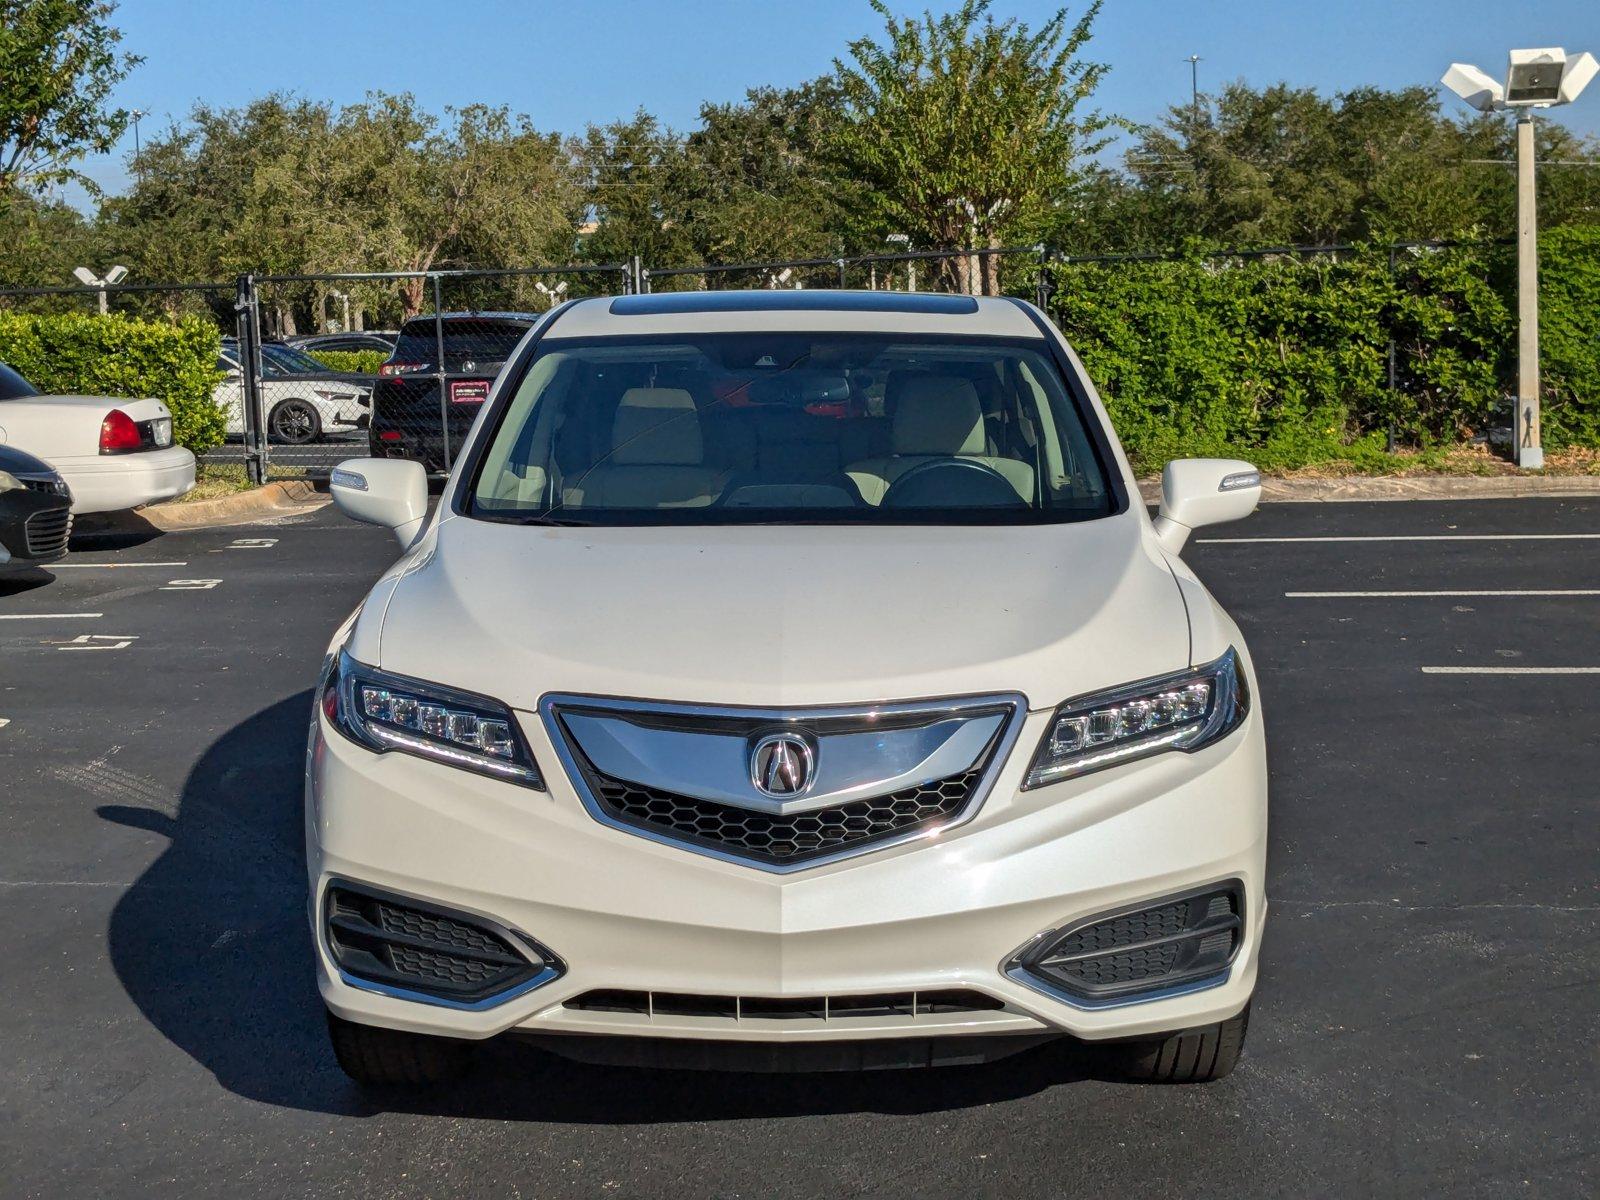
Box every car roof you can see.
[547,290,1043,340]
[400,311,538,327]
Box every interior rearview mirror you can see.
[329,458,429,549]
[1152,458,1261,553]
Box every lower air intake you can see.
[1012,882,1244,1005]
[565,988,1004,1021]
[325,883,560,1006]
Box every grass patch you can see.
[175,462,255,502]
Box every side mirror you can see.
[329,458,428,549]
[1152,458,1260,553]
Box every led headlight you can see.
[0,470,23,493]
[322,650,543,787]
[1024,648,1248,788]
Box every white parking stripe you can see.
[1422,666,1600,675]
[0,613,104,620]
[1288,589,1600,598]
[1200,534,1600,544]
[51,561,187,569]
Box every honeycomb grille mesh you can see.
[588,765,983,865]
[1017,884,1244,1003]
[326,886,555,1003]
[375,901,506,957]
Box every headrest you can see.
[891,375,985,455]
[611,388,702,465]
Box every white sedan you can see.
[215,342,371,445]
[0,363,195,513]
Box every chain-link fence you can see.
[5,235,1582,485]
[236,264,631,481]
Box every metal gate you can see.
[232,264,633,485]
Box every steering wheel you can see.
[880,458,1022,509]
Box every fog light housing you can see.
[1007,882,1244,1008]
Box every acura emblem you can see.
[750,733,815,798]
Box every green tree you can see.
[576,110,695,268]
[677,81,864,265]
[101,93,582,323]
[832,0,1111,293]
[1105,82,1600,249]
[0,0,140,199]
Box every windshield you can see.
[466,333,1114,526]
[0,363,40,400]
[260,343,330,375]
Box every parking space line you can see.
[0,613,104,620]
[1200,534,1600,544]
[1287,589,1600,598]
[51,561,188,569]
[1422,666,1600,675]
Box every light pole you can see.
[534,280,568,310]
[886,233,915,291]
[72,265,128,315]
[1442,48,1598,469]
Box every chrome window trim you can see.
[538,691,1029,874]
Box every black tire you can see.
[1117,1003,1250,1083]
[325,1010,473,1087]
[269,398,322,445]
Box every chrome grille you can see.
[543,693,1026,871]
[24,509,72,559]
[588,763,985,866]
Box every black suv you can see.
[369,313,536,472]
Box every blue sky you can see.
[72,0,1600,202]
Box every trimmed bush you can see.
[0,313,225,453]
[1050,235,1598,471]
[307,348,387,375]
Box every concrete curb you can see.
[76,480,327,536]
[1136,473,1600,504]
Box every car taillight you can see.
[378,362,425,377]
[378,430,402,442]
[99,410,142,454]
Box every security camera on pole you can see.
[1442,48,1598,469]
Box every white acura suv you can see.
[313,291,1267,1087]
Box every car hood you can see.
[372,508,1191,712]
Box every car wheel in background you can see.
[325,1010,473,1087]
[1113,1003,1250,1083]
[269,399,322,445]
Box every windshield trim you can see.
[449,313,1127,528]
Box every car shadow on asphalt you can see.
[100,693,1123,1123]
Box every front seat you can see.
[845,374,1034,505]
[565,387,724,508]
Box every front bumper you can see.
[307,702,1267,1047]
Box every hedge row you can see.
[0,313,225,453]
[1050,227,1600,470]
[307,348,388,375]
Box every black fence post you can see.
[1034,245,1053,313]
[233,272,267,486]
[432,274,451,472]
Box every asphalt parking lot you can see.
[2,496,1597,1199]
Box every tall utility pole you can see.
[1514,113,1540,465]
[1186,55,1202,127]
[1442,48,1597,469]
